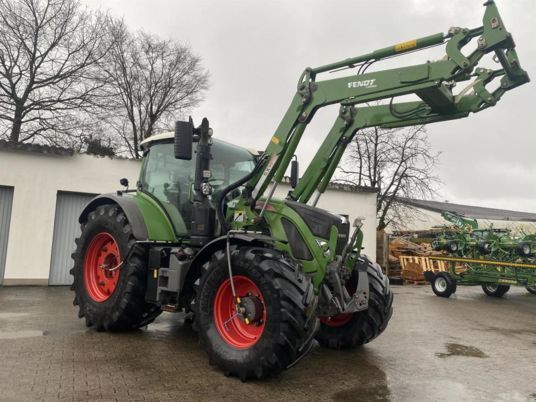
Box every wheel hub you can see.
[237,294,264,325]
[213,276,266,349]
[435,276,448,293]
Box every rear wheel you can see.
[71,204,161,331]
[526,286,536,295]
[482,284,510,298]
[315,257,393,349]
[432,272,457,298]
[194,247,318,380]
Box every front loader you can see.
[71,1,528,380]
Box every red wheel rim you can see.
[320,313,352,327]
[213,275,266,349]
[84,232,121,302]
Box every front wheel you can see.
[431,272,457,298]
[482,284,510,298]
[194,247,318,380]
[315,257,393,349]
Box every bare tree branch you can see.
[0,0,109,144]
[334,125,440,230]
[98,20,209,158]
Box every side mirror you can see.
[290,157,299,188]
[353,216,365,228]
[174,117,194,160]
[119,178,129,188]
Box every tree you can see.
[0,0,109,144]
[335,125,440,230]
[100,20,209,158]
[85,135,115,157]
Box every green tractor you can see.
[71,1,528,379]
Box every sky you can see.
[82,0,536,213]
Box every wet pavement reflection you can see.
[0,285,534,401]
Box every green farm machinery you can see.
[428,220,536,298]
[71,1,528,379]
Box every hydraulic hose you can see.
[216,154,267,233]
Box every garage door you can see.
[0,186,14,285]
[49,192,97,285]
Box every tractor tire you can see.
[194,247,318,380]
[315,257,393,349]
[431,272,457,298]
[526,286,536,295]
[71,204,161,331]
[482,284,510,298]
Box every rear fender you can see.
[79,193,176,242]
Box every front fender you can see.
[181,233,274,295]
[189,233,274,271]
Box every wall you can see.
[0,150,141,284]
[0,148,377,284]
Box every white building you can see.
[0,141,377,286]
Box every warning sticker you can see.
[394,39,417,52]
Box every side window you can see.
[140,143,193,234]
[230,160,255,183]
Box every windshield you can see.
[139,139,255,235]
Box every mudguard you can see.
[190,233,274,270]
[80,192,178,241]
[182,233,275,294]
[79,193,149,240]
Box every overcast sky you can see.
[83,0,535,213]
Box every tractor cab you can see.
[139,132,256,237]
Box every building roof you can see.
[398,197,536,222]
[281,177,377,194]
[0,140,74,157]
[325,181,377,194]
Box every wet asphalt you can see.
[0,285,534,402]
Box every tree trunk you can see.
[132,126,140,159]
[9,106,23,142]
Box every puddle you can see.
[332,384,390,401]
[436,343,488,358]
[483,325,536,337]
[145,320,173,332]
[0,330,46,339]
[0,312,29,319]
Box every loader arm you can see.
[246,0,529,208]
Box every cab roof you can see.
[140,131,174,146]
[140,131,259,156]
